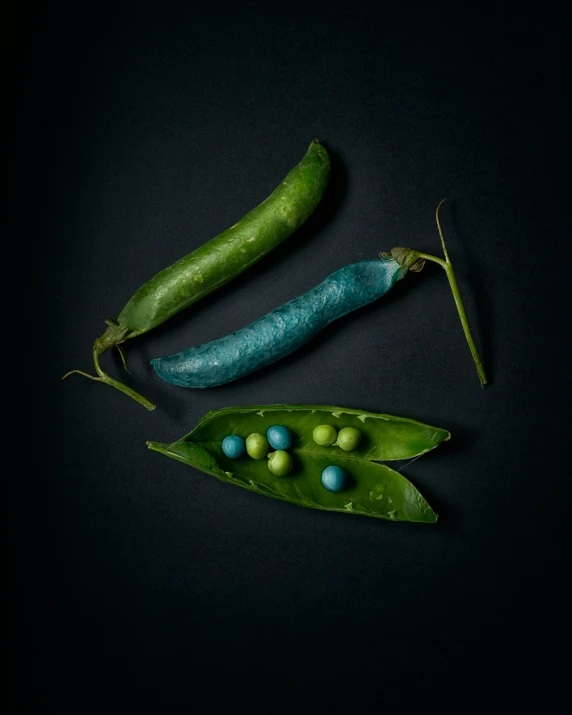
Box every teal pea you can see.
[221,435,246,459]
[267,425,293,450]
[321,466,349,492]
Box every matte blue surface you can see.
[321,466,349,492]
[151,258,405,388]
[221,435,246,459]
[266,425,293,450]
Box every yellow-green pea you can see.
[267,450,293,476]
[312,424,337,446]
[246,433,269,459]
[337,427,362,451]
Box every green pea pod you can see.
[147,404,450,523]
[63,140,331,410]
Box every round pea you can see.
[266,425,293,450]
[246,432,269,459]
[267,450,293,476]
[312,424,337,446]
[337,427,362,451]
[321,465,349,492]
[221,435,246,459]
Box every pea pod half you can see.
[147,404,451,523]
[63,140,331,410]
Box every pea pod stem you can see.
[411,199,487,387]
[62,344,156,411]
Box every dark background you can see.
[31,1,568,709]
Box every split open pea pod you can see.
[147,404,450,523]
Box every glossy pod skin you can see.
[102,140,330,345]
[147,404,451,523]
[64,140,330,410]
[151,248,423,388]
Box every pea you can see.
[266,425,293,450]
[321,465,349,492]
[246,433,269,459]
[221,435,246,459]
[336,427,362,451]
[312,424,337,446]
[267,450,293,477]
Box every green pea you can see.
[267,450,293,477]
[312,424,338,446]
[246,432,269,459]
[337,427,362,451]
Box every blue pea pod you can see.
[150,249,423,388]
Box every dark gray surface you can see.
[33,2,568,708]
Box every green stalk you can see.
[62,342,156,411]
[410,199,487,386]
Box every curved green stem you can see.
[62,345,156,411]
[411,200,487,387]
[93,345,156,409]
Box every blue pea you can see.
[321,465,349,492]
[266,425,293,450]
[221,435,246,459]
